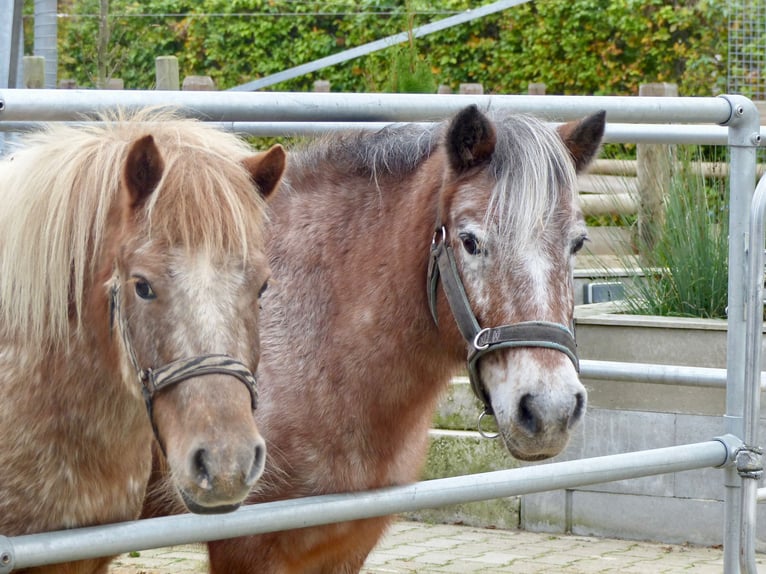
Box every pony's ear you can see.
[557,110,606,174]
[241,144,286,200]
[445,104,497,172]
[122,134,165,210]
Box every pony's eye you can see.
[134,278,156,300]
[459,232,481,256]
[258,280,269,298]
[571,234,589,255]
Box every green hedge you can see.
[53,0,727,96]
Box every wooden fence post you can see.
[528,82,546,95]
[182,75,216,91]
[459,83,483,95]
[22,55,44,88]
[637,82,677,252]
[155,56,179,90]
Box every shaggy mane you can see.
[290,122,440,182]
[289,114,577,259]
[484,113,578,258]
[0,109,268,346]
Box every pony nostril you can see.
[568,392,586,429]
[517,393,539,435]
[246,443,266,486]
[193,448,212,490]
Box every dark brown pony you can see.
[0,110,285,573]
[145,104,605,573]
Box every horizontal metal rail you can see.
[580,360,766,389]
[454,361,764,390]
[0,90,739,124]
[0,120,749,145]
[0,437,737,571]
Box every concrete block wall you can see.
[418,377,766,549]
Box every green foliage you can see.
[52,0,728,96]
[384,45,436,93]
[621,147,729,319]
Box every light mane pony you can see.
[0,108,285,573]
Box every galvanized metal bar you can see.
[722,94,761,574]
[0,90,736,124]
[0,120,750,146]
[0,438,736,570]
[738,171,766,573]
[230,0,532,91]
[578,360,766,390]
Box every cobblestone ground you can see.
[108,520,759,573]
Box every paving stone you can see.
[107,519,747,573]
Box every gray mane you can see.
[290,122,442,180]
[484,113,577,255]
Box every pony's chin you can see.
[179,491,242,515]
[499,431,567,462]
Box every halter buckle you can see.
[473,327,491,351]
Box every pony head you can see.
[434,105,605,460]
[110,129,285,511]
[0,111,285,512]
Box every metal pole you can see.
[721,94,761,574]
[0,121,748,145]
[0,438,736,570]
[0,90,735,124]
[33,0,57,89]
[579,360,765,389]
[738,172,766,573]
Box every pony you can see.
[143,104,606,573]
[0,109,285,574]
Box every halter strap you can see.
[109,274,258,451]
[427,225,579,416]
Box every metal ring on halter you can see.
[431,225,446,245]
[477,409,499,439]
[473,327,491,351]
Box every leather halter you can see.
[109,275,258,452]
[427,225,579,416]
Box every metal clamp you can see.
[735,444,763,480]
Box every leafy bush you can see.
[52,0,727,96]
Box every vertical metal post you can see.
[722,94,760,574]
[33,0,58,89]
[740,171,766,573]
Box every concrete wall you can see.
[412,309,766,548]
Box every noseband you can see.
[109,276,258,452]
[427,225,579,418]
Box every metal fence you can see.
[0,90,762,574]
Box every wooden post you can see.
[22,55,44,88]
[459,83,483,95]
[437,84,452,94]
[528,82,546,95]
[313,80,330,92]
[155,56,179,90]
[182,75,216,91]
[637,82,677,253]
